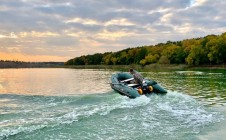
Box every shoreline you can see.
[61,64,226,71]
[0,63,225,71]
[0,61,64,69]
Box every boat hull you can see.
[110,72,167,98]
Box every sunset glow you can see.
[0,0,226,62]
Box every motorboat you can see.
[110,72,167,98]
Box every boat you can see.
[110,72,167,98]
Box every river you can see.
[0,68,225,140]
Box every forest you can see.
[65,32,226,66]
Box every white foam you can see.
[98,95,150,116]
[120,95,150,108]
[154,91,224,130]
[0,124,46,139]
[176,71,205,75]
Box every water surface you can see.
[0,68,225,140]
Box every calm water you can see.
[0,68,225,140]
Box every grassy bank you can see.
[62,64,226,71]
[1,62,225,71]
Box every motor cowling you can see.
[148,86,153,92]
[137,88,143,95]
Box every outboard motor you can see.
[142,82,152,94]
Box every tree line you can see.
[65,32,226,66]
[0,60,64,68]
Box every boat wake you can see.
[0,91,224,140]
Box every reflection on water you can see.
[0,68,113,96]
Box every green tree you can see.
[118,51,128,65]
[140,54,160,65]
[111,57,118,65]
[134,48,147,64]
[186,45,205,65]
[102,53,113,65]
[158,56,170,64]
[162,44,185,64]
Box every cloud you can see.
[64,18,100,25]
[0,0,226,61]
[0,32,18,39]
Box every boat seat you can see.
[127,83,139,87]
[120,78,134,83]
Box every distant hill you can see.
[65,32,226,66]
[0,61,64,68]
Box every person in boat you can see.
[129,68,144,87]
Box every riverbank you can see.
[62,64,226,71]
[1,62,225,71]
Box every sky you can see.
[0,0,226,62]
